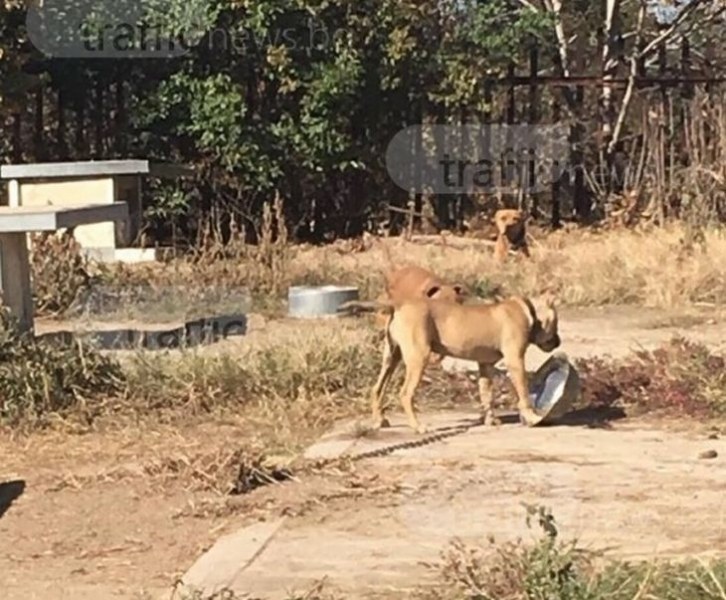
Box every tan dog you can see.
[374,265,466,328]
[383,265,465,304]
[341,293,560,433]
[494,209,530,262]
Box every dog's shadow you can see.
[547,405,627,429]
[0,480,26,519]
[473,405,627,429]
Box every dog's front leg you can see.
[506,355,539,426]
[477,363,500,426]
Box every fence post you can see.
[75,93,86,159]
[504,62,516,206]
[528,43,539,216]
[679,37,692,170]
[483,78,493,210]
[12,112,22,163]
[551,98,562,228]
[93,75,104,159]
[33,88,45,161]
[57,89,68,159]
[657,38,669,222]
[115,75,127,156]
[573,41,587,219]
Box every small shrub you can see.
[419,506,726,600]
[0,309,124,426]
[30,230,91,316]
[577,337,726,417]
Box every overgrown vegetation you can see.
[3,2,726,241]
[418,505,726,600]
[577,337,726,418]
[122,327,380,420]
[55,221,726,328]
[0,306,381,452]
[0,308,123,426]
[30,231,92,316]
[4,288,726,435]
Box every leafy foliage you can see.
[124,0,555,239]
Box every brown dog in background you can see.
[494,209,530,262]
[342,293,560,433]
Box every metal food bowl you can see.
[288,285,360,318]
[527,352,581,425]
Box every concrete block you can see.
[179,518,287,596]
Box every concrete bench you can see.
[0,160,192,263]
[0,203,128,332]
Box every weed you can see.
[30,231,91,316]
[121,327,380,414]
[0,308,124,426]
[189,192,291,296]
[174,578,340,600]
[418,506,726,600]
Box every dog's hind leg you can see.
[477,363,500,426]
[398,356,428,434]
[370,335,401,429]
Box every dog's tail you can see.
[337,299,396,315]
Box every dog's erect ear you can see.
[426,286,441,298]
[538,288,557,309]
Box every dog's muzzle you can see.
[538,334,561,353]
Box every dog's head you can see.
[425,283,467,303]
[494,209,525,231]
[494,209,527,244]
[529,293,560,353]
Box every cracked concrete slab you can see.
[177,411,726,599]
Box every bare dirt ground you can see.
[229,414,726,599]
[2,307,726,600]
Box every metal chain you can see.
[304,420,482,472]
[346,423,475,461]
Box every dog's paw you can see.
[371,416,391,430]
[415,424,429,435]
[519,409,540,427]
[483,413,500,427]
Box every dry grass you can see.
[0,318,385,497]
[174,579,341,600]
[290,224,726,308]
[86,223,726,320]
